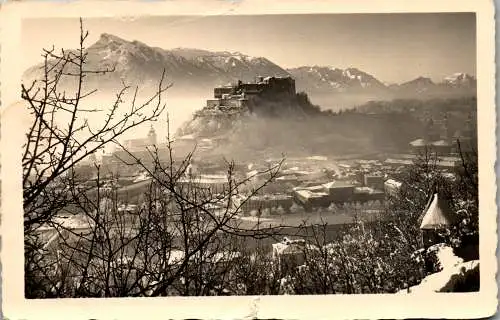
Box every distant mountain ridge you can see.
[287,66,476,98]
[23,33,476,103]
[21,33,477,159]
[286,66,388,94]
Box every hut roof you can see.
[419,193,458,230]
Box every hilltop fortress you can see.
[178,75,320,138]
[208,76,297,112]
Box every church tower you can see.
[463,111,475,140]
[147,125,157,146]
[424,112,440,142]
[440,112,450,142]
[461,111,477,152]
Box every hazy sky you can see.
[22,13,476,83]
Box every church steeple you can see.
[463,111,474,139]
[440,112,450,142]
[147,125,157,146]
[424,112,440,142]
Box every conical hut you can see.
[419,193,458,248]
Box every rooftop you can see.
[420,193,458,230]
[249,194,293,201]
[294,189,329,200]
[323,181,356,189]
[353,187,383,194]
[385,179,402,188]
[409,139,426,147]
[432,140,452,147]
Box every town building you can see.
[177,174,230,195]
[384,179,402,197]
[452,112,477,153]
[363,174,385,190]
[292,180,385,211]
[409,113,452,155]
[383,158,460,170]
[351,187,385,203]
[409,111,476,156]
[101,126,162,171]
[239,194,294,215]
[124,125,158,151]
[323,181,356,203]
[293,188,331,211]
[272,237,318,272]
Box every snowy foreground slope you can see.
[399,244,479,293]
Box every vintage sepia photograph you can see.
[1,0,497,319]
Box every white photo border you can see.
[0,1,496,319]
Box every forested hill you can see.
[176,96,476,162]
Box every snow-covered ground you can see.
[399,243,479,293]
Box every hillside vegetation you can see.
[177,96,476,161]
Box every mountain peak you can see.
[442,72,476,89]
[287,65,386,93]
[345,67,361,73]
[98,33,129,44]
[408,76,434,84]
[24,35,476,104]
[328,66,342,72]
[170,47,213,55]
[444,72,475,82]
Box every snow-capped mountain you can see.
[443,72,477,88]
[286,66,476,101]
[287,66,387,94]
[23,33,289,94]
[23,32,476,104]
[391,74,476,98]
[398,76,436,93]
